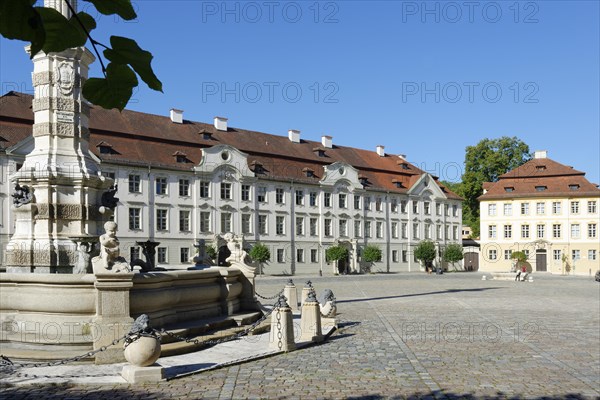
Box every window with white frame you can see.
[503,203,512,216]
[180,248,189,263]
[129,208,141,230]
[353,195,361,210]
[570,201,579,214]
[571,224,580,239]
[588,250,597,261]
[324,193,332,208]
[424,202,430,215]
[553,224,561,238]
[588,201,597,214]
[376,221,383,238]
[504,249,512,260]
[156,177,168,195]
[220,212,232,233]
[296,248,304,263]
[391,198,398,213]
[365,221,372,238]
[401,200,407,213]
[258,215,268,235]
[402,250,408,262]
[488,249,497,260]
[391,222,398,239]
[338,193,347,209]
[324,219,332,237]
[129,174,141,193]
[179,179,190,197]
[504,224,512,239]
[241,214,252,234]
[436,203,441,216]
[295,190,304,206]
[130,246,140,261]
[179,210,191,232]
[537,224,545,239]
[412,200,419,214]
[402,222,408,239]
[296,216,304,235]
[436,224,442,240]
[452,205,458,217]
[553,249,561,261]
[276,216,285,235]
[412,223,419,239]
[453,225,458,240]
[520,202,529,215]
[157,247,167,264]
[309,192,317,207]
[521,224,530,239]
[200,211,211,233]
[309,218,318,236]
[588,223,597,238]
[488,225,497,239]
[572,249,580,261]
[257,186,267,203]
[199,181,210,198]
[364,196,371,211]
[552,201,561,214]
[277,249,285,263]
[424,223,431,239]
[275,188,285,204]
[392,250,398,263]
[536,202,545,215]
[241,184,250,201]
[340,219,348,237]
[156,209,168,231]
[310,249,318,263]
[354,220,361,237]
[220,182,232,200]
[375,197,383,212]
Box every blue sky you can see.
[1,0,599,183]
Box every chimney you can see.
[288,129,300,143]
[534,150,547,159]
[376,145,385,157]
[170,108,183,124]
[321,135,332,149]
[214,116,228,131]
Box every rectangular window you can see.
[401,223,407,239]
[295,190,304,206]
[571,224,580,239]
[129,208,141,230]
[296,249,304,263]
[257,186,267,203]
[130,246,140,261]
[277,249,285,263]
[488,225,497,239]
[521,224,530,239]
[424,202,431,215]
[353,195,361,210]
[276,216,285,235]
[364,196,371,211]
[220,212,232,233]
[391,198,398,213]
[392,250,398,263]
[537,224,545,239]
[553,224,561,239]
[339,193,347,209]
[436,203,441,216]
[402,250,408,263]
[324,193,332,208]
[310,218,318,236]
[200,211,211,233]
[521,203,529,215]
[155,177,168,195]
[589,223,597,238]
[504,224,512,239]
[339,219,348,237]
[354,220,361,237]
[179,210,191,232]
[588,250,597,261]
[391,222,398,239]
[241,184,250,201]
[424,223,431,240]
[324,219,332,237]
[553,249,561,261]
[220,182,232,200]
[453,226,458,240]
[376,221,383,238]
[311,249,318,263]
[276,188,285,204]
[401,200,407,213]
[536,202,545,215]
[412,201,419,214]
[241,214,252,234]
[588,201,597,214]
[157,247,167,264]
[572,250,580,261]
[375,197,383,212]
[199,181,210,198]
[296,216,304,235]
[180,248,189,263]
[570,201,580,214]
[436,224,442,240]
[179,179,190,197]
[503,203,512,216]
[258,215,268,235]
[309,192,317,207]
[365,221,372,238]
[452,205,458,217]
[504,249,513,260]
[128,174,141,193]
[412,223,419,239]
[552,201,561,214]
[445,204,450,216]
[156,209,168,231]
[488,249,497,260]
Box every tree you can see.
[326,245,349,275]
[205,244,217,262]
[249,243,270,276]
[443,243,464,271]
[414,240,437,271]
[0,0,162,110]
[361,244,382,273]
[461,137,531,237]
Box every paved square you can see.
[1,273,599,399]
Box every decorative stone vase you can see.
[124,336,161,367]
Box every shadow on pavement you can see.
[337,287,504,304]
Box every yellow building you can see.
[478,151,600,276]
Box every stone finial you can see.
[274,294,290,309]
[305,280,313,288]
[287,278,295,286]
[305,290,318,303]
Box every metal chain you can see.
[255,288,284,300]
[276,309,282,351]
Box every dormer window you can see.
[358,174,368,186]
[313,147,326,157]
[172,151,189,163]
[569,184,580,191]
[535,185,547,192]
[199,129,212,141]
[536,165,546,171]
[96,141,114,154]
[302,167,315,178]
[397,161,410,170]
[504,187,514,192]
[251,161,264,174]
[392,179,404,189]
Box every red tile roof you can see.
[0,91,462,199]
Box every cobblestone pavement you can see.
[2,273,599,399]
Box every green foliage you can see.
[561,253,571,275]
[414,240,436,264]
[511,251,527,263]
[362,245,382,263]
[326,245,349,263]
[205,245,217,261]
[460,137,531,237]
[443,243,464,264]
[0,0,162,111]
[249,243,270,263]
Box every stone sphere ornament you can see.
[124,335,161,367]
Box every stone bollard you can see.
[283,279,299,312]
[300,280,314,308]
[269,296,296,352]
[300,290,323,343]
[121,315,164,383]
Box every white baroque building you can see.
[0,92,462,275]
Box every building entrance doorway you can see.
[536,249,547,272]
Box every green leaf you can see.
[71,11,97,41]
[36,7,88,53]
[83,63,138,111]
[0,0,45,56]
[104,36,163,92]
[83,0,136,21]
